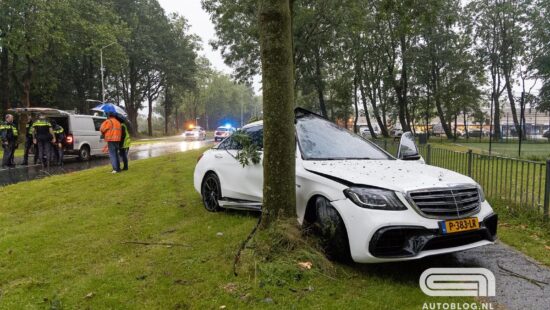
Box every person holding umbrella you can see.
[100,111,122,173]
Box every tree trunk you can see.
[258,0,296,226]
[22,55,34,107]
[314,47,328,118]
[353,77,359,133]
[147,95,153,137]
[359,81,377,139]
[0,47,9,112]
[504,73,521,136]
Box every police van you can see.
[9,107,107,161]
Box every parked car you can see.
[468,130,487,138]
[214,125,235,142]
[543,130,550,139]
[194,108,497,263]
[9,107,106,161]
[390,128,403,137]
[183,126,206,141]
[360,125,381,138]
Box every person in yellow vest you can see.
[100,112,122,173]
[119,122,131,171]
[1,114,18,168]
[32,114,56,169]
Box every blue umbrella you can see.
[91,103,129,121]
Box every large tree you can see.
[258,0,296,224]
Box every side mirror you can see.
[397,132,421,161]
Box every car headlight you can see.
[344,187,407,210]
[477,185,485,202]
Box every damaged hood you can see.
[302,159,476,192]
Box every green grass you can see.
[492,200,550,266]
[0,149,472,309]
[429,140,550,161]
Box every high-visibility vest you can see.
[121,123,131,149]
[32,120,52,141]
[100,117,122,142]
[1,121,19,141]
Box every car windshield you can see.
[216,127,228,131]
[296,114,392,160]
[193,128,202,132]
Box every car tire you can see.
[201,173,222,212]
[313,196,351,261]
[78,145,91,161]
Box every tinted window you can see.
[243,125,263,149]
[217,137,242,150]
[296,115,391,160]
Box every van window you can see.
[93,118,104,131]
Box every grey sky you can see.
[158,0,232,74]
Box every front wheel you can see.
[314,196,351,261]
[201,173,222,212]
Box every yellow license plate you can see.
[439,218,479,234]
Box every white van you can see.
[9,107,107,161]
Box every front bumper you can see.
[331,199,497,263]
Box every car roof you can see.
[242,120,263,129]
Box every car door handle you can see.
[214,154,223,159]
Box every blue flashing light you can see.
[224,123,232,128]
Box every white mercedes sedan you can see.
[193,108,498,263]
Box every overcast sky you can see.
[158,0,232,74]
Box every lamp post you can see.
[100,42,116,103]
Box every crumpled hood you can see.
[302,159,476,192]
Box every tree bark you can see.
[314,47,328,118]
[0,47,9,112]
[359,80,377,139]
[258,0,296,225]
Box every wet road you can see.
[0,138,213,186]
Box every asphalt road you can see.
[0,137,213,186]
[361,242,550,309]
[1,139,549,309]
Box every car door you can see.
[213,126,264,202]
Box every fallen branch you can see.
[497,261,548,289]
[122,241,191,247]
[233,212,263,276]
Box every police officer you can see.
[1,114,18,169]
[32,114,55,168]
[22,114,38,166]
[51,120,65,166]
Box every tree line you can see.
[0,0,258,136]
[204,0,550,140]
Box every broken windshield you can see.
[296,114,392,160]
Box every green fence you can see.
[374,140,550,221]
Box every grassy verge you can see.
[0,150,474,309]
[491,200,550,266]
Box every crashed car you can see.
[193,108,498,263]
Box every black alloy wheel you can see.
[202,173,222,212]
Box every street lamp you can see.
[100,42,117,103]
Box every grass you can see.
[0,149,474,309]
[491,200,550,266]
[430,140,550,161]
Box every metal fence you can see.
[374,140,550,221]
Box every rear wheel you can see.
[313,196,351,261]
[201,173,222,212]
[78,145,91,161]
